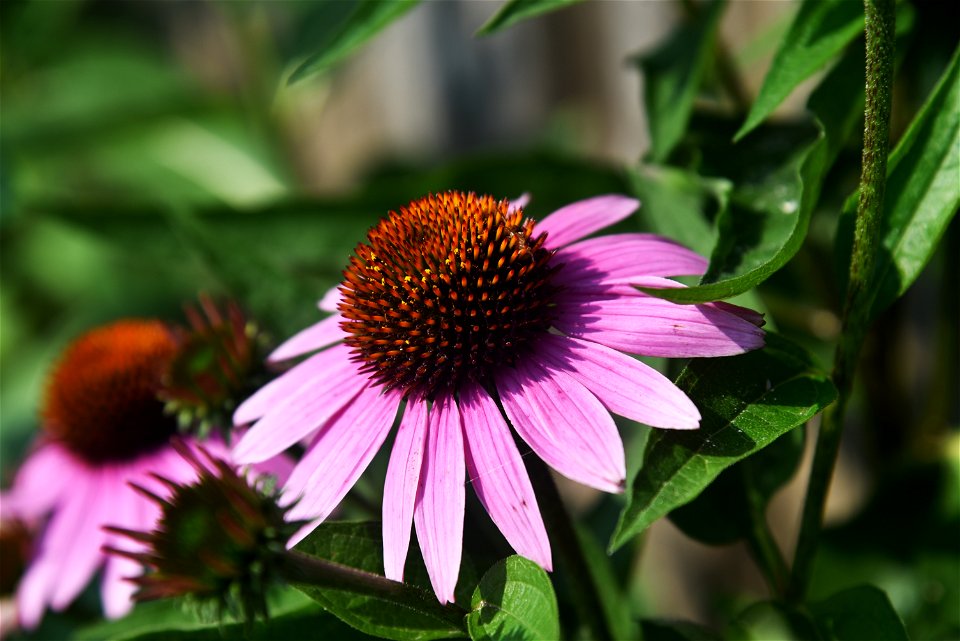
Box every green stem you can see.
[525,456,615,641]
[788,0,896,602]
[280,551,467,629]
[742,471,790,597]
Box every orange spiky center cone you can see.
[42,320,179,463]
[339,191,560,400]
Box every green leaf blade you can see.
[637,0,727,162]
[610,334,837,551]
[867,45,960,320]
[466,556,559,641]
[735,0,865,141]
[811,585,910,641]
[290,0,420,84]
[476,0,582,36]
[293,522,466,641]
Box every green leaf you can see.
[735,0,864,141]
[289,0,420,84]
[293,522,467,641]
[641,29,867,305]
[73,589,371,641]
[838,45,960,322]
[628,164,727,257]
[810,585,909,641]
[466,556,559,641]
[476,0,582,36]
[610,333,837,551]
[669,427,804,545]
[636,0,727,162]
[574,526,639,641]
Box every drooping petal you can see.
[47,468,112,610]
[414,392,465,604]
[16,556,58,629]
[233,346,368,464]
[555,295,765,358]
[536,334,700,430]
[555,233,708,287]
[267,313,345,363]
[318,285,342,313]
[283,386,401,540]
[497,361,625,493]
[99,477,145,619]
[536,195,640,249]
[4,443,85,520]
[460,383,551,570]
[382,397,428,582]
[234,343,353,426]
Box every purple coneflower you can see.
[3,316,287,628]
[232,192,765,603]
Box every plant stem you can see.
[742,471,790,597]
[280,551,467,629]
[525,456,615,641]
[788,0,896,602]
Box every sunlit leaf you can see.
[837,45,960,321]
[735,0,864,141]
[635,0,726,162]
[466,556,559,641]
[641,33,867,304]
[289,0,420,83]
[476,0,582,36]
[610,333,836,551]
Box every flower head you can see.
[3,318,271,628]
[104,444,302,624]
[233,192,765,602]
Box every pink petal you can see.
[318,285,342,313]
[47,469,112,610]
[234,343,353,426]
[555,295,765,358]
[283,386,401,537]
[248,452,296,487]
[16,556,58,629]
[509,193,531,212]
[460,383,551,570]
[382,397,428,582]
[100,555,139,619]
[496,361,625,493]
[5,443,84,520]
[267,314,345,363]
[536,335,700,430]
[536,195,640,249]
[555,233,708,287]
[233,346,368,464]
[414,392,465,604]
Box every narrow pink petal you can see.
[283,386,401,533]
[460,383,551,570]
[100,477,144,619]
[555,233,708,286]
[48,469,112,610]
[318,285,342,313]
[233,348,368,464]
[536,335,700,430]
[16,556,58,629]
[496,361,625,493]
[382,398,428,582]
[234,343,353,426]
[268,314,345,363]
[248,452,296,487]
[414,392,465,604]
[5,443,84,520]
[555,295,765,358]
[100,555,139,619]
[536,195,640,249]
[509,193,531,212]
[712,300,767,327]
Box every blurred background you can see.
[1,0,956,637]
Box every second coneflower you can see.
[232,192,765,602]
